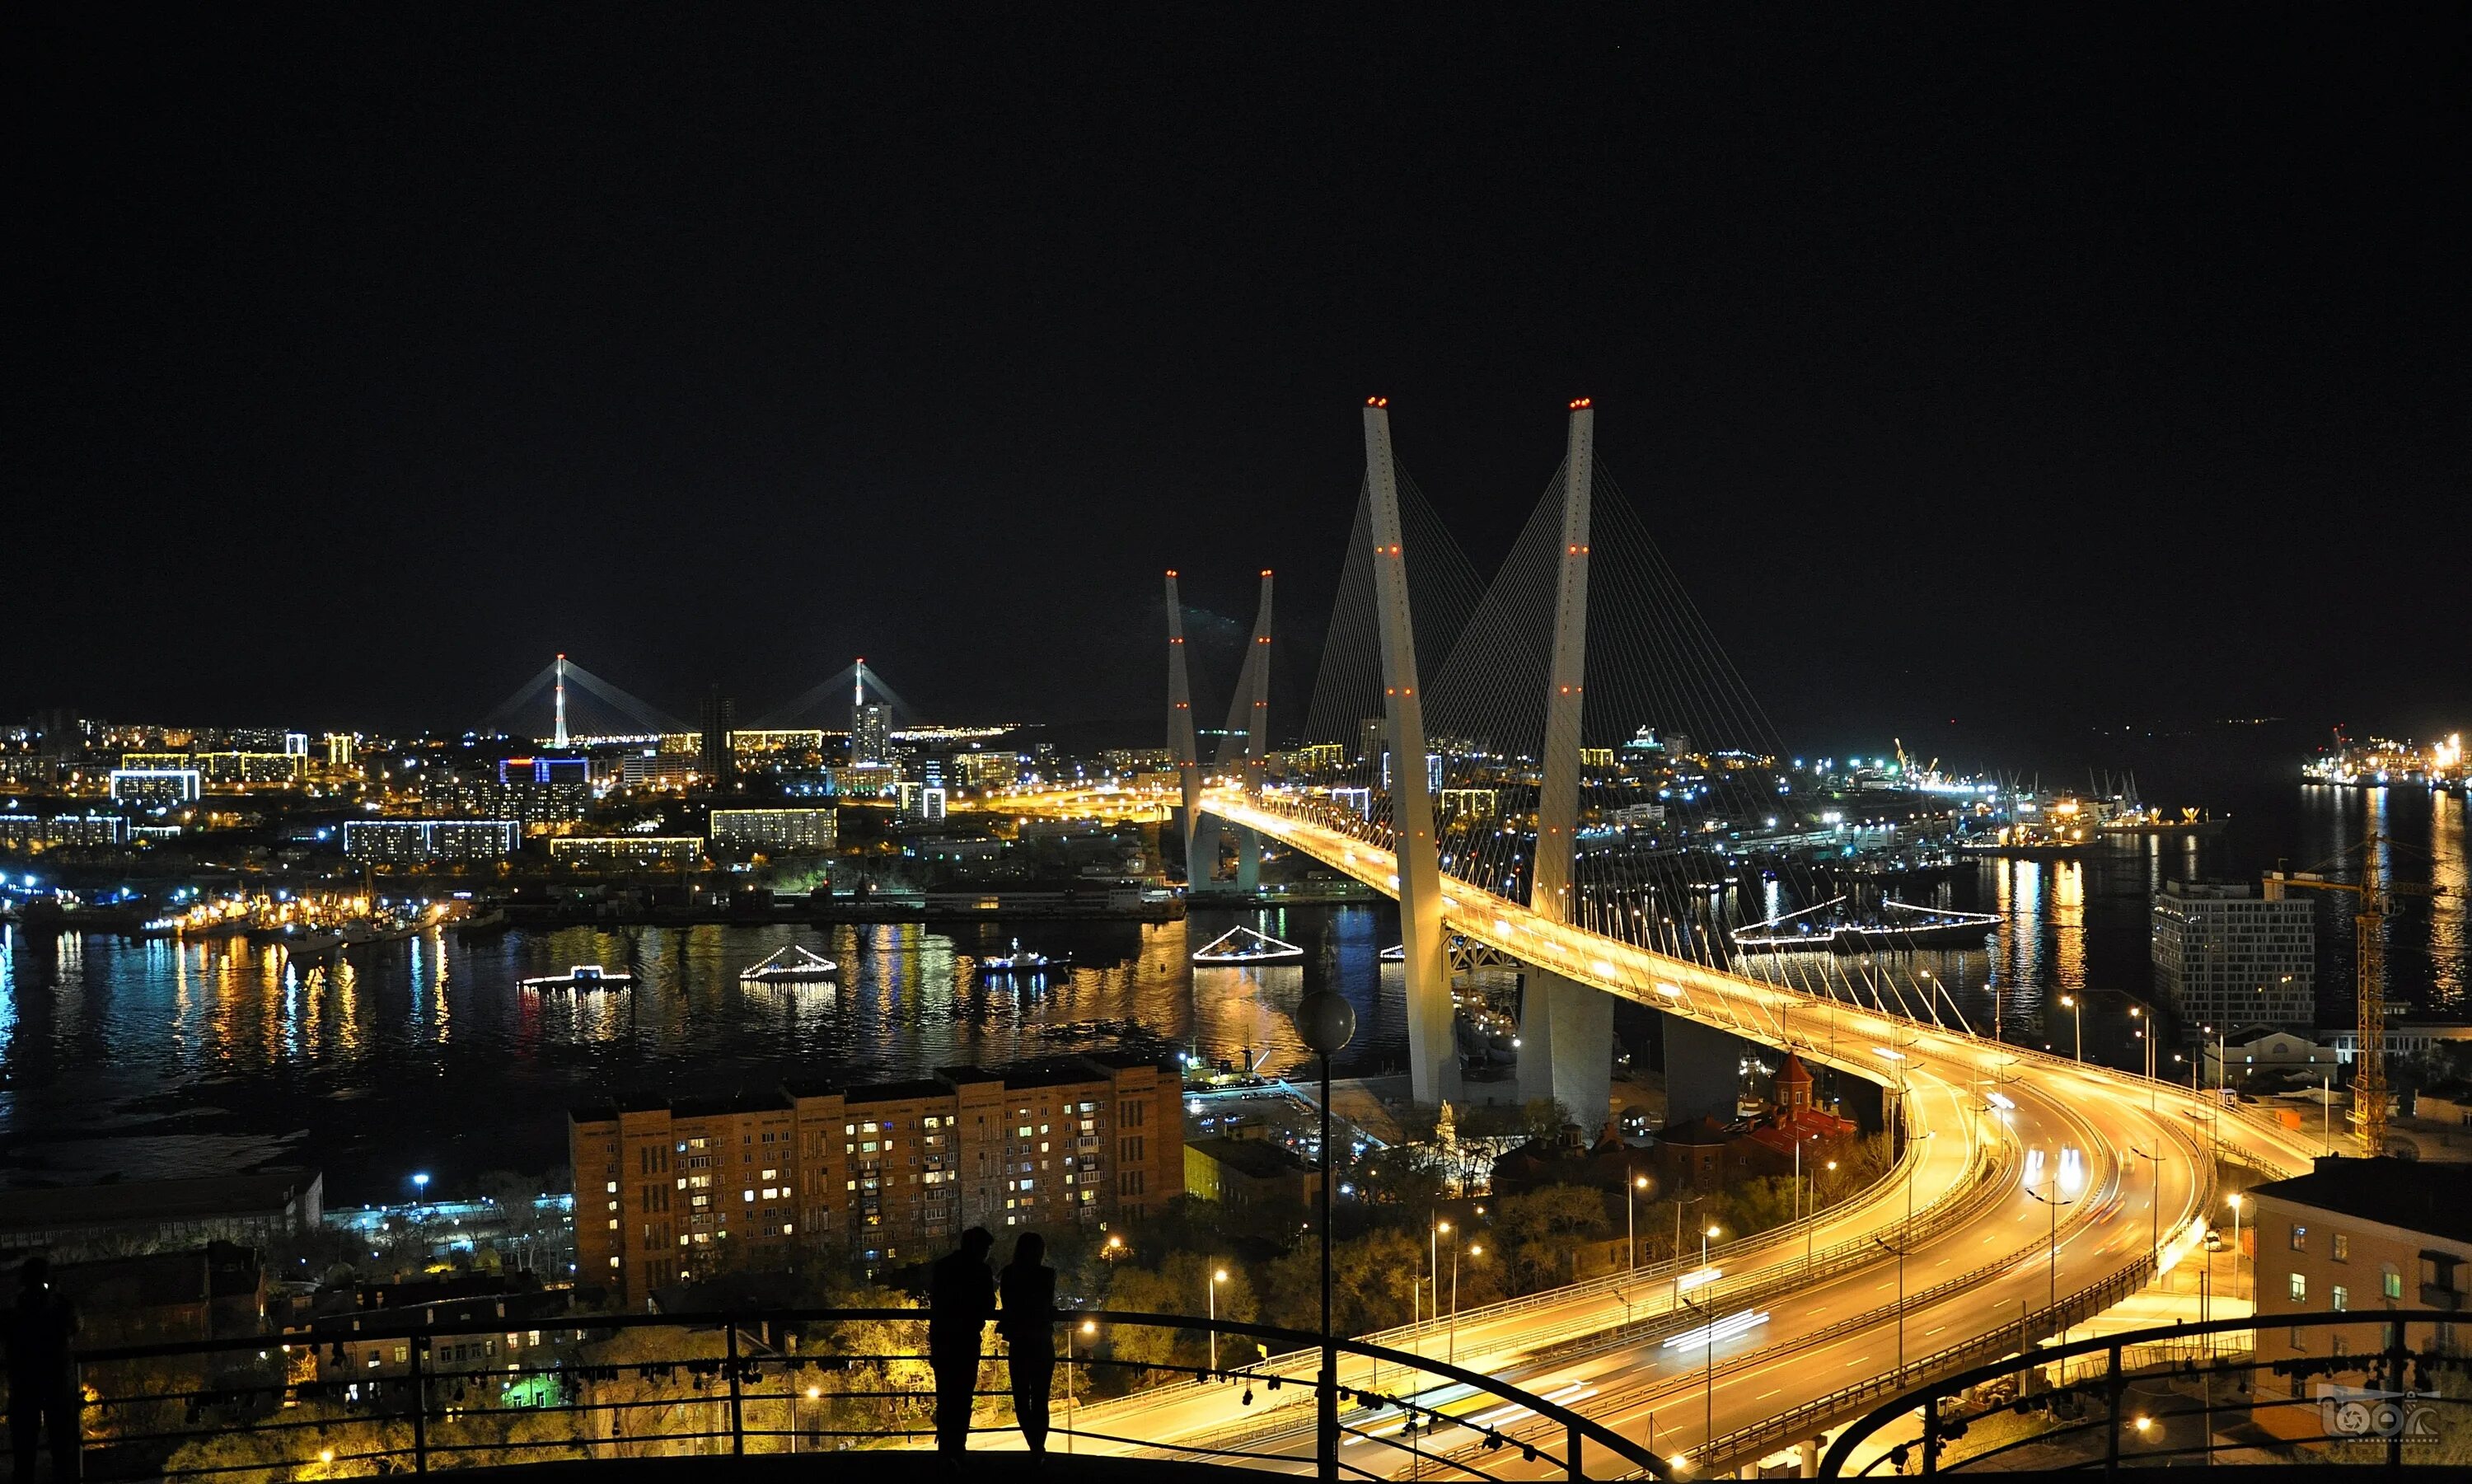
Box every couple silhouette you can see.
[925,1229,1057,1453]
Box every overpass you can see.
[1140,399,2328,1474]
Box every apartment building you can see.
[2249,1157,2470,1385]
[571,1054,1181,1308]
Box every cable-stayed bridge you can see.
[1147,399,2326,1474]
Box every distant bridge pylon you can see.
[481,655,686,740]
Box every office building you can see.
[570,1055,1180,1306]
[110,767,202,808]
[343,819,520,864]
[853,703,893,767]
[194,751,305,788]
[324,733,357,768]
[620,751,695,790]
[2248,1157,2470,1402]
[2152,879,2316,1031]
[498,755,592,788]
[1358,718,1385,764]
[897,780,948,823]
[549,836,704,869]
[700,689,737,789]
[708,808,836,851]
[954,750,1020,790]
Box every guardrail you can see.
[65,1308,1671,1484]
[1816,1308,2471,1477]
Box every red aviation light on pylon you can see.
[1165,569,1178,578]
[1260,569,1273,578]
[1365,396,1388,408]
[1570,397,1592,410]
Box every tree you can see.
[1491,1184,1610,1292]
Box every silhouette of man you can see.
[997,1233,1058,1454]
[7,1257,82,1484]
[926,1228,996,1452]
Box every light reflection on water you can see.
[0,907,1413,1201]
[1,788,2460,1199]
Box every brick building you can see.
[572,1054,1181,1308]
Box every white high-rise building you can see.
[2152,879,2316,1031]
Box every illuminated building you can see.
[0,813,128,850]
[2152,879,2316,1030]
[852,703,893,766]
[1287,742,1344,773]
[109,768,201,808]
[569,1055,1180,1304]
[194,752,303,788]
[343,819,519,863]
[833,762,899,798]
[497,755,591,788]
[283,733,309,757]
[418,773,588,830]
[548,836,704,868]
[1380,749,1444,793]
[708,808,836,851]
[953,750,1020,789]
[897,780,948,823]
[1439,787,1498,820]
[323,733,356,768]
[1358,717,1385,763]
[700,689,737,789]
[620,751,695,789]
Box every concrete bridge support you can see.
[1518,400,1612,1125]
[1663,1012,1749,1125]
[1517,969,1614,1131]
[1364,401,1453,1106]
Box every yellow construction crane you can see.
[2268,831,2446,1155]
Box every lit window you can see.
[606,1182,619,1194]
[2289,1272,2307,1302]
[2384,1266,2404,1301]
[2332,1285,2348,1312]
[2332,1233,2350,1262]
[2290,1225,2308,1252]
[610,1257,621,1268]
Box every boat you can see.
[1379,943,1405,962]
[519,963,635,990]
[976,939,1070,976]
[278,925,344,956]
[452,908,511,939]
[739,944,839,984]
[1731,895,1999,953]
[1191,926,1305,964]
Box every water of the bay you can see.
[2,777,2460,1202]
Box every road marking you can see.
[1846,1355,1870,1367]
[1925,1325,1947,1337]
[1756,1388,1781,1401]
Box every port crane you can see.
[2268,831,2447,1154]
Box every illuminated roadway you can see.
[1036,791,2328,1476]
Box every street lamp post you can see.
[1293,988,1355,1484]
[2024,1163,2078,1339]
[1066,1318,1095,1454]
[1627,1172,1649,1273]
[2128,1144,2161,1262]
[1208,1266,1228,1373]
[2227,1192,2245,1313]
[1449,1243,1479,1365]
[2059,995,2081,1062]
[1671,1192,1704,1308]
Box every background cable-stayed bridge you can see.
[476,655,918,742]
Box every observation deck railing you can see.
[1814,1308,2472,1477]
[62,1308,1669,1484]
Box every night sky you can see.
[12,8,2466,761]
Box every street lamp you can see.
[1449,1243,1480,1365]
[1430,1218,1450,1340]
[2024,1155,2080,1337]
[2059,994,2081,1062]
[2226,1192,2246,1311]
[1066,1318,1096,1454]
[1208,1266,1229,1373]
[1627,1173,1649,1273]
[1671,1192,1704,1308]
[1292,987,1355,1484]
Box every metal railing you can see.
[63,1308,1670,1483]
[1816,1308,2472,1476]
